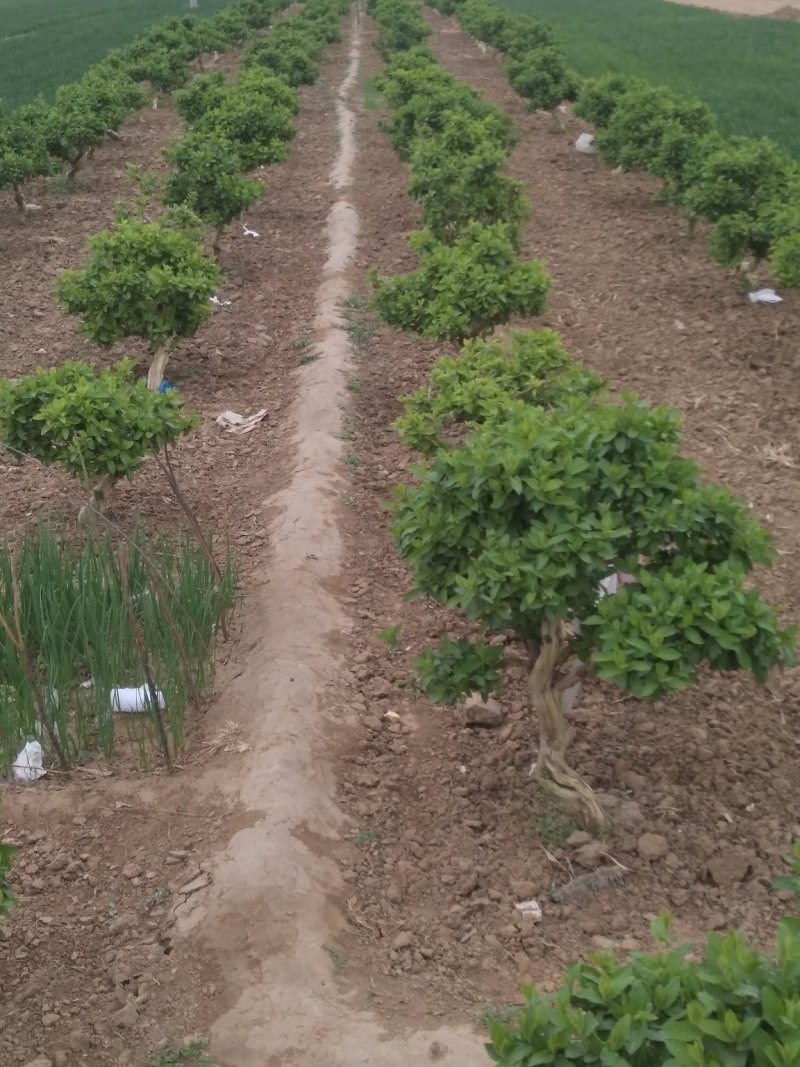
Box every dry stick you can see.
[119,548,173,772]
[140,555,201,706]
[0,544,70,770]
[154,443,230,640]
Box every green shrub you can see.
[242,38,320,86]
[377,58,515,160]
[197,72,298,169]
[391,395,793,828]
[372,222,551,342]
[506,45,578,115]
[163,132,264,252]
[174,71,228,125]
[458,0,512,48]
[395,329,604,454]
[0,100,54,211]
[0,359,197,489]
[496,15,556,59]
[416,636,504,704]
[43,83,114,179]
[594,85,718,201]
[773,839,800,897]
[55,216,220,388]
[574,73,648,130]
[126,46,192,99]
[682,136,800,265]
[771,221,800,288]
[408,119,528,244]
[371,0,431,58]
[486,916,800,1067]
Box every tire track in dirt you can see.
[175,9,487,1064]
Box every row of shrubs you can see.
[366,0,551,340]
[431,0,800,287]
[364,4,799,1064]
[0,0,287,210]
[0,0,348,773]
[3,0,349,500]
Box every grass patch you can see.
[0,0,230,109]
[474,1002,523,1030]
[323,943,348,968]
[500,0,800,158]
[343,316,378,347]
[352,828,379,848]
[531,789,576,849]
[343,451,361,468]
[149,1040,218,1067]
[0,523,236,769]
[363,77,384,111]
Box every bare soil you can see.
[332,5,800,1016]
[669,0,800,16]
[1,7,799,1067]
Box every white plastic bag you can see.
[110,686,166,714]
[13,740,46,781]
[748,288,782,305]
[575,133,598,155]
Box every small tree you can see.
[372,222,551,343]
[391,395,794,830]
[163,132,264,254]
[370,0,431,59]
[173,71,228,125]
[0,360,197,510]
[0,101,54,213]
[682,136,800,266]
[126,47,192,106]
[574,73,648,130]
[42,83,110,180]
[506,46,578,129]
[242,37,320,87]
[54,216,221,390]
[593,85,718,203]
[382,69,516,161]
[770,206,800,287]
[408,117,528,245]
[196,72,298,169]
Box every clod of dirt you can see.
[464,693,505,727]
[705,850,757,886]
[573,841,607,869]
[637,833,670,861]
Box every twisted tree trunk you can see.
[528,618,606,832]
[147,344,170,391]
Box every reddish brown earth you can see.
[1,7,799,1066]
[332,5,800,1016]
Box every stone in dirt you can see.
[637,833,669,861]
[463,693,505,727]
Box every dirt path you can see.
[668,0,799,16]
[170,10,486,1065]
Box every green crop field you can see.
[0,0,230,109]
[498,0,800,159]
